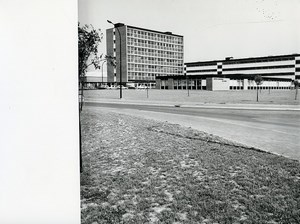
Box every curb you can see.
[85,98,300,111]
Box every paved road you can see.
[85,102,300,160]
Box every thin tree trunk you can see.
[79,112,82,173]
[80,80,84,112]
[257,86,259,102]
[187,77,189,97]
[296,86,298,100]
[147,85,149,98]
[79,76,83,172]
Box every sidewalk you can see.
[84,96,300,160]
[85,97,300,111]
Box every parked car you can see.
[107,85,117,90]
[96,85,107,89]
[137,85,147,89]
[116,85,128,89]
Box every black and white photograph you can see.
[78,0,300,223]
[1,0,300,223]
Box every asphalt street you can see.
[85,101,300,160]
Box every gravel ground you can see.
[81,107,300,224]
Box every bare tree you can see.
[294,80,299,100]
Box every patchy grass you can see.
[81,108,300,224]
[84,89,300,105]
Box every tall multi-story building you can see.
[156,54,300,90]
[106,23,184,88]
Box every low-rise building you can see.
[156,54,300,90]
[83,76,107,89]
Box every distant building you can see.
[156,54,300,90]
[83,76,107,89]
[106,23,184,88]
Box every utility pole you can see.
[187,75,190,97]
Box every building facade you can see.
[156,54,300,90]
[106,23,184,88]
[83,76,107,89]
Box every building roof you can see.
[112,23,183,38]
[185,53,300,66]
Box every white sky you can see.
[78,0,300,75]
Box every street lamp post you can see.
[146,81,149,98]
[107,20,122,99]
[101,60,107,85]
[186,75,190,97]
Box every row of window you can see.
[127,42,183,52]
[184,73,294,78]
[187,69,217,73]
[129,61,183,67]
[127,43,183,52]
[128,64,183,70]
[128,64,183,73]
[128,73,182,81]
[223,65,295,71]
[186,57,298,68]
[186,62,217,67]
[127,28,183,44]
[127,37,183,50]
[223,57,296,65]
[127,46,183,59]
[128,72,156,81]
[187,65,295,73]
[128,55,183,67]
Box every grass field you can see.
[84,89,299,105]
[81,108,300,224]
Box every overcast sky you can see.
[79,0,300,75]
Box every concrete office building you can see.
[106,23,184,88]
[156,54,300,90]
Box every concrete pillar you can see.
[186,78,188,90]
[243,79,248,90]
[156,79,161,89]
[167,78,174,90]
[206,78,213,91]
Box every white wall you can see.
[222,67,295,75]
[222,60,295,69]
[0,1,80,223]
[207,78,230,90]
[186,65,217,71]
